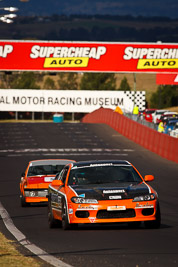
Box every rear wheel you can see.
[20,193,28,207]
[48,203,61,228]
[144,203,161,229]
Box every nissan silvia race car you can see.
[48,160,161,230]
[20,159,75,207]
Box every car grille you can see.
[142,208,154,216]
[75,211,89,218]
[96,209,136,219]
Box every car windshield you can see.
[27,164,64,176]
[167,120,178,125]
[68,165,143,185]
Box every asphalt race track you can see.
[0,122,178,267]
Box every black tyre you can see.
[144,203,161,229]
[62,201,71,230]
[48,203,61,228]
[128,221,141,229]
[20,193,28,207]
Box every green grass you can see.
[0,232,41,267]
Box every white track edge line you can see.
[0,202,72,267]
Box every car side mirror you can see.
[51,179,64,186]
[144,175,154,182]
[21,172,25,177]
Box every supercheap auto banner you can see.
[0,40,178,73]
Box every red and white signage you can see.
[156,73,178,84]
[0,40,178,73]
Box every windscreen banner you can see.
[0,40,178,73]
[0,89,145,113]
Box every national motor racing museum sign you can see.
[0,40,178,73]
[0,89,145,113]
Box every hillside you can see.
[3,0,178,18]
[1,15,178,42]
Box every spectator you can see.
[158,121,164,133]
[132,105,139,121]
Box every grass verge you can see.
[0,232,41,267]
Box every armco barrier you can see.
[82,108,178,163]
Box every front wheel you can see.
[62,201,71,230]
[128,221,141,229]
[144,203,161,229]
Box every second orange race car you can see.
[20,159,75,207]
[48,160,161,230]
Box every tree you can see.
[58,73,78,90]
[150,85,178,108]
[11,72,40,89]
[118,77,131,91]
[43,77,56,89]
[0,72,15,89]
[80,73,116,90]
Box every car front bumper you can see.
[67,199,158,224]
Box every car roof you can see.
[164,111,177,114]
[145,109,157,111]
[29,159,75,166]
[161,114,177,117]
[155,110,167,113]
[71,160,131,168]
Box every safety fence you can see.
[81,107,178,163]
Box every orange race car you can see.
[20,159,75,207]
[48,160,161,230]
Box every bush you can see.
[150,85,178,108]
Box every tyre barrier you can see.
[81,107,178,163]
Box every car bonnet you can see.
[69,182,150,200]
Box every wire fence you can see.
[124,113,158,131]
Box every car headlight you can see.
[133,193,155,202]
[71,197,98,204]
